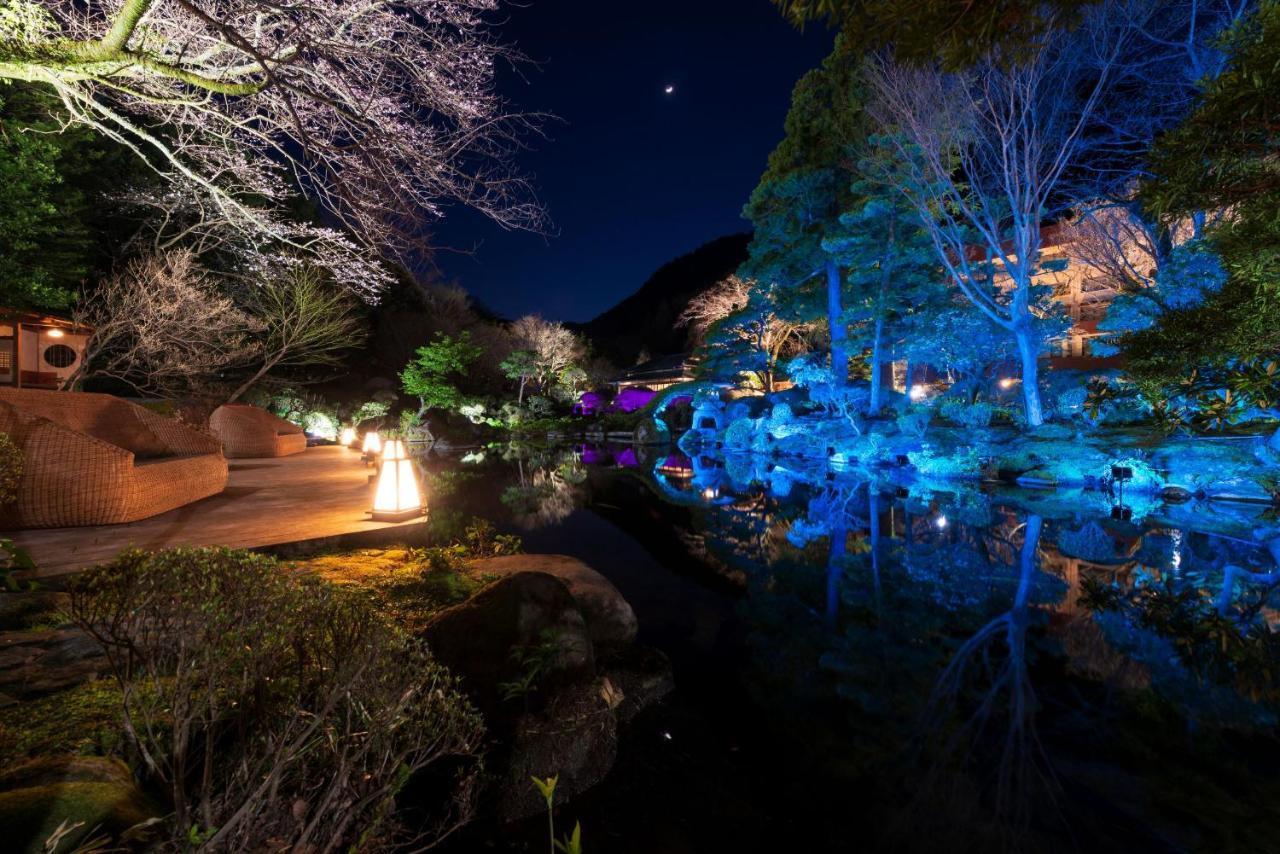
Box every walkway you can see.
[12,445,427,580]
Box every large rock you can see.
[498,678,618,823]
[420,571,594,723]
[469,555,638,647]
[0,628,106,705]
[0,757,161,854]
[601,645,675,725]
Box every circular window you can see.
[43,343,78,369]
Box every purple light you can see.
[613,387,656,413]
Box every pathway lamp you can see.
[370,439,425,522]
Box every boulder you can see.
[420,572,594,723]
[602,645,675,725]
[0,757,161,854]
[469,555,638,647]
[498,678,618,823]
[0,628,107,704]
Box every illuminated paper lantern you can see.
[370,439,424,522]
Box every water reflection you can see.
[435,442,1280,850]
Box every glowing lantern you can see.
[361,430,382,457]
[370,439,424,522]
[340,426,356,447]
[999,377,1019,390]
[909,386,927,401]
[47,328,65,339]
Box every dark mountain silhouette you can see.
[577,233,750,366]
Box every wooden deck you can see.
[13,445,427,580]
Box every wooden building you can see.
[0,310,92,389]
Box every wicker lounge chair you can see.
[209,404,307,459]
[0,389,228,529]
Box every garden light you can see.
[370,439,424,522]
[361,430,382,458]
[999,377,1018,389]
[340,427,356,447]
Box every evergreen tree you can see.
[1126,0,1280,384]
[742,39,869,386]
[823,155,939,411]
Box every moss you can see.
[0,780,160,854]
[292,548,491,634]
[0,592,69,632]
[0,680,124,767]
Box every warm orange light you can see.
[361,431,381,455]
[371,442,423,521]
[999,377,1019,390]
[46,328,65,339]
[340,427,356,447]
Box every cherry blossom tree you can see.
[0,0,545,296]
[684,276,808,392]
[508,314,583,395]
[67,249,261,394]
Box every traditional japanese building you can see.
[0,309,92,389]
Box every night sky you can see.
[429,0,834,323]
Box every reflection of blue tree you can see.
[919,514,1062,841]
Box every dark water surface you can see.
[431,444,1280,854]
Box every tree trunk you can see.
[826,259,848,386]
[1014,325,1044,427]
[826,522,846,630]
[226,353,281,404]
[869,316,885,413]
[518,375,527,405]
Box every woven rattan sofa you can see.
[209,404,307,458]
[0,389,228,529]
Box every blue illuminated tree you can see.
[742,39,869,385]
[823,154,940,412]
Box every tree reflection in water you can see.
[439,443,1280,850]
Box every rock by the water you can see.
[469,555,638,647]
[420,571,594,722]
[602,645,675,725]
[0,757,161,854]
[0,628,107,705]
[498,678,618,823]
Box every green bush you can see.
[69,548,484,852]
[0,433,21,507]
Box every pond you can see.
[429,442,1280,853]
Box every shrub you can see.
[724,418,756,451]
[69,548,483,852]
[0,432,21,507]
[896,407,933,438]
[939,399,994,429]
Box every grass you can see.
[292,547,494,634]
